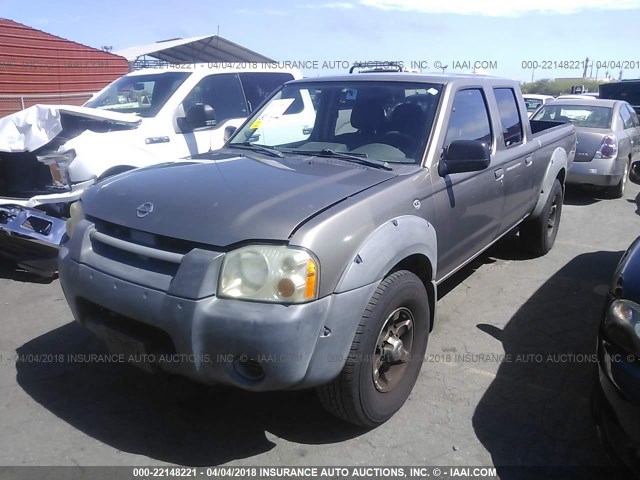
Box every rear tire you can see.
[608,160,629,199]
[520,179,563,257]
[317,270,430,427]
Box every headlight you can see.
[65,201,85,239]
[604,299,640,356]
[219,245,318,303]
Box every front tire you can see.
[520,179,563,257]
[317,270,430,427]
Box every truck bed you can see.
[530,119,569,136]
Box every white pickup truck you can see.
[0,65,307,273]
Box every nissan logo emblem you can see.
[136,202,154,218]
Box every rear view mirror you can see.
[184,103,216,130]
[630,161,640,185]
[133,82,145,91]
[439,140,491,176]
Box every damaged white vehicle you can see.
[0,65,303,274]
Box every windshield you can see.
[85,72,191,118]
[524,98,543,112]
[229,81,443,164]
[532,104,613,129]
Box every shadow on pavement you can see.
[15,323,364,466]
[438,231,527,300]
[0,257,56,284]
[563,185,609,206]
[472,250,624,478]
[628,192,640,216]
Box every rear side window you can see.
[626,104,640,127]
[444,89,492,148]
[494,88,523,146]
[239,72,301,113]
[621,104,637,129]
[620,104,633,129]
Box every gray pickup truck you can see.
[59,74,576,427]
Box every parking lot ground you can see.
[1,183,639,474]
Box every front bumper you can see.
[566,157,626,186]
[58,224,377,391]
[0,204,68,249]
[0,179,94,250]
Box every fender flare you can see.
[335,215,437,293]
[530,147,567,219]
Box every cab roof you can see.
[287,72,516,87]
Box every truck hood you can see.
[82,153,397,246]
[0,104,141,153]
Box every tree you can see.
[521,78,607,96]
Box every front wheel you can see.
[520,179,563,257]
[317,270,430,427]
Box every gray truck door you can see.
[491,87,536,234]
[432,87,504,280]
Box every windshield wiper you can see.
[231,142,284,158]
[291,149,392,171]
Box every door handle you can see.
[494,168,504,181]
[525,155,533,166]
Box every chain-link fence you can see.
[0,92,95,118]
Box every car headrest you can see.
[388,103,425,136]
[351,100,385,133]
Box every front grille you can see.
[91,239,180,276]
[92,218,208,255]
[86,218,221,278]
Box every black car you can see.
[594,161,640,475]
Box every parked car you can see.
[523,94,554,118]
[594,162,640,475]
[556,94,598,100]
[58,73,575,427]
[0,65,305,274]
[531,98,640,197]
[600,79,640,115]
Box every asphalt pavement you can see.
[1,182,639,475]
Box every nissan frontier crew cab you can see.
[59,74,576,427]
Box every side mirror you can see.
[224,125,237,142]
[184,103,216,130]
[630,161,640,185]
[439,140,491,176]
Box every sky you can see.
[2,0,640,82]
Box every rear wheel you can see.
[608,160,629,199]
[520,179,563,257]
[317,270,430,427]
